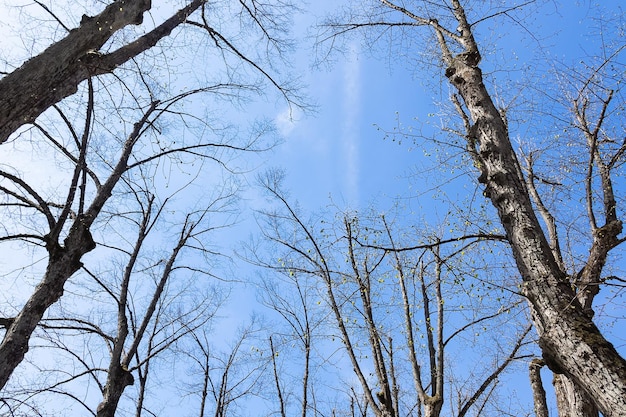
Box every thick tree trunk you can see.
[444,49,626,417]
[551,285,600,417]
[0,0,151,143]
[423,398,442,417]
[0,0,207,144]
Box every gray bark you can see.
[325,0,626,410]
[0,0,206,144]
[529,359,549,417]
[439,3,626,414]
[553,374,599,417]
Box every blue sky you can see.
[170,0,625,412]
[249,1,626,412]
[0,0,625,415]
[269,50,428,210]
[265,0,625,201]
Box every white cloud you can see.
[341,44,361,206]
[275,106,300,138]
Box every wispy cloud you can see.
[341,44,361,206]
[275,106,300,138]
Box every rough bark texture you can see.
[444,39,626,417]
[529,359,549,417]
[553,374,599,417]
[0,0,151,143]
[96,364,135,417]
[0,0,207,144]
[360,2,626,413]
[550,281,599,417]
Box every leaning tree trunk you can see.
[434,4,626,415]
[445,46,626,417]
[0,0,207,144]
[446,54,626,415]
[550,288,599,417]
[0,101,158,391]
[0,0,151,143]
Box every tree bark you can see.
[0,101,158,391]
[0,219,95,389]
[443,35,626,417]
[96,364,135,417]
[529,359,549,417]
[553,374,599,417]
[322,0,626,412]
[550,288,600,417]
[0,0,151,143]
[0,0,207,144]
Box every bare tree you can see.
[245,197,330,417]
[0,84,258,392]
[0,0,296,394]
[255,254,329,417]
[0,174,235,416]
[0,0,299,143]
[95,188,233,417]
[317,1,626,415]
[177,318,270,417]
[253,170,533,417]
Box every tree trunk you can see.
[0,220,95,389]
[97,364,135,417]
[550,284,600,417]
[553,373,599,417]
[0,0,151,143]
[0,101,157,391]
[0,0,207,144]
[423,397,442,417]
[444,43,626,417]
[529,359,549,417]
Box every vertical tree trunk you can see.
[529,359,549,417]
[96,364,135,417]
[553,375,599,417]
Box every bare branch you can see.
[33,1,71,32]
[457,325,532,417]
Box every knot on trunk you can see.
[121,365,135,387]
[457,49,481,67]
[445,49,481,81]
[64,216,96,253]
[113,0,151,26]
[593,219,622,243]
[539,339,565,374]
